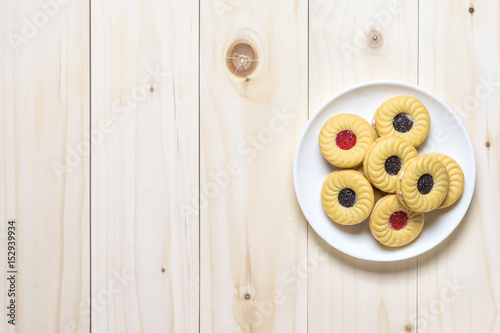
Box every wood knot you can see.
[244,293,251,300]
[150,87,154,93]
[366,29,383,49]
[486,141,490,148]
[469,7,474,14]
[402,323,414,332]
[226,42,258,78]
[161,268,166,273]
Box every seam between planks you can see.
[198,0,201,332]
[89,0,92,331]
[307,0,310,332]
[416,0,420,332]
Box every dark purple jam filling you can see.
[393,113,413,133]
[385,156,403,176]
[417,174,434,194]
[338,188,357,208]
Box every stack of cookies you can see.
[319,96,464,248]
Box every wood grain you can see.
[308,0,420,332]
[199,0,308,331]
[418,0,500,331]
[2,0,500,331]
[90,0,199,331]
[0,0,89,332]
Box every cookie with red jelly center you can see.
[335,130,357,150]
[319,114,374,168]
[389,211,408,230]
[369,195,424,247]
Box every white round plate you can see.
[294,81,476,261]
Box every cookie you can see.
[426,153,464,208]
[370,194,425,247]
[321,170,375,225]
[371,126,378,140]
[373,96,431,147]
[353,165,387,202]
[319,114,375,168]
[363,137,418,193]
[396,155,449,212]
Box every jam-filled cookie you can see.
[353,165,387,202]
[363,137,418,193]
[371,126,378,140]
[396,155,449,212]
[321,170,375,225]
[373,96,430,147]
[319,114,374,168]
[370,194,425,247]
[426,153,464,208]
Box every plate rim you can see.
[293,80,476,262]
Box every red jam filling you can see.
[389,211,409,230]
[335,130,357,150]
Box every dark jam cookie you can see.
[363,137,418,193]
[385,156,403,176]
[374,96,430,147]
[321,170,375,225]
[338,188,357,208]
[426,152,465,209]
[396,155,449,212]
[392,113,413,133]
[417,174,434,194]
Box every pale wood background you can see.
[0,0,499,332]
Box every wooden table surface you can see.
[1,0,499,332]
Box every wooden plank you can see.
[308,0,419,332]
[199,0,308,331]
[418,0,500,331]
[90,0,199,331]
[0,0,89,332]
